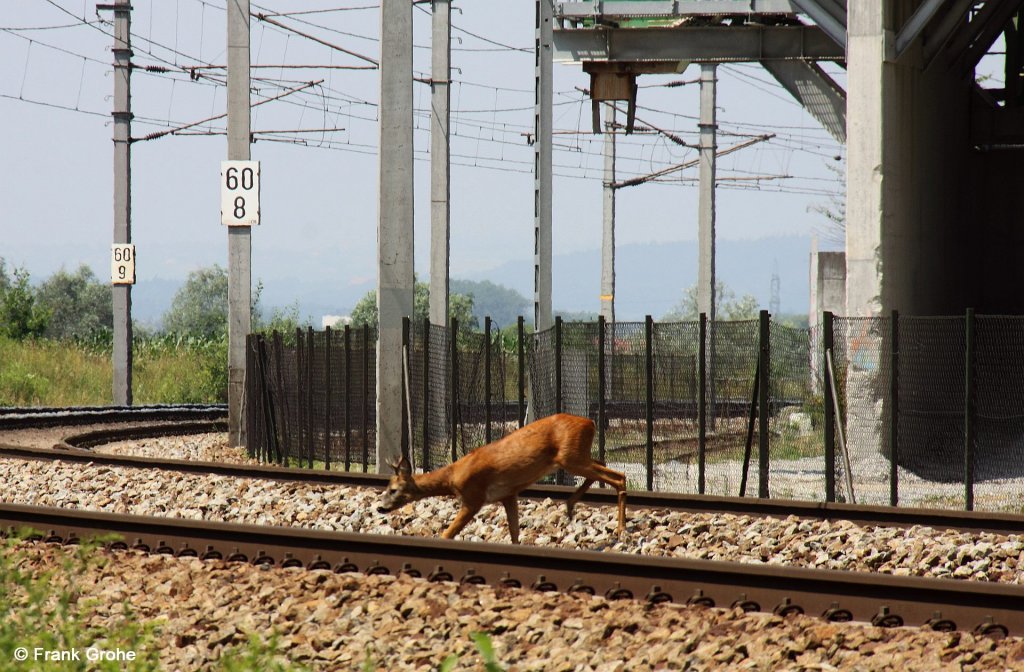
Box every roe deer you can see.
[377,413,627,544]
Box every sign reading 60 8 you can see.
[220,160,260,226]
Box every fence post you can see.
[598,314,607,465]
[517,316,526,428]
[889,309,899,507]
[245,334,255,459]
[645,315,655,491]
[272,331,287,465]
[758,309,770,498]
[422,317,430,472]
[325,326,332,471]
[823,311,835,502]
[965,307,975,511]
[362,323,369,473]
[401,317,411,464]
[295,328,304,470]
[698,312,707,495]
[451,317,459,462]
[555,315,564,484]
[485,316,493,443]
[306,326,314,469]
[555,315,563,414]
[344,324,352,472]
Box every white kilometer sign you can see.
[111,244,136,285]
[220,160,260,226]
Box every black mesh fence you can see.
[246,313,1024,512]
[767,322,820,501]
[246,326,376,471]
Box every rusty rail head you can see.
[2,503,1023,638]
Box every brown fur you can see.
[377,413,627,543]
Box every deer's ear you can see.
[396,457,412,477]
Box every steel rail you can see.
[2,503,1021,638]
[2,409,1024,536]
[0,405,226,430]
[3,435,1024,537]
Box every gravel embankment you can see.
[2,432,1023,669]
[12,542,1024,671]
[2,433,1021,584]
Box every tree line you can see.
[0,259,766,344]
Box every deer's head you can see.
[377,457,418,513]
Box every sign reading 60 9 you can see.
[220,160,260,226]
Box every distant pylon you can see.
[770,261,781,316]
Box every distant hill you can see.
[463,236,812,322]
[126,236,813,329]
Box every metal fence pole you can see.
[401,316,411,464]
[645,315,655,491]
[362,323,369,473]
[758,310,770,498]
[272,331,287,465]
[306,326,314,469]
[517,316,526,428]
[422,317,431,472]
[245,334,256,459]
[451,317,459,462]
[325,326,333,471]
[555,315,563,414]
[295,328,304,469]
[485,316,493,443]
[889,309,899,507]
[823,311,835,502]
[344,325,352,472]
[965,307,976,511]
[555,315,564,484]
[698,312,707,495]
[598,315,607,465]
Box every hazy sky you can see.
[1,1,844,313]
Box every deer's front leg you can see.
[441,503,482,540]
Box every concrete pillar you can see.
[429,0,450,328]
[697,63,717,321]
[226,0,251,446]
[378,0,415,471]
[845,2,886,319]
[111,0,132,406]
[600,103,615,324]
[534,0,553,332]
[809,248,847,323]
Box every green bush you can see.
[0,536,309,671]
[0,536,163,671]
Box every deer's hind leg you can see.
[501,497,521,544]
[563,462,627,534]
[566,479,594,520]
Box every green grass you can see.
[0,335,226,406]
[0,533,307,671]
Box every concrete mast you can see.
[377,0,415,471]
[226,0,252,447]
[600,103,616,324]
[429,0,451,327]
[110,0,133,406]
[534,0,554,332]
[697,63,717,322]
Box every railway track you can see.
[2,407,1023,637]
[3,502,1022,638]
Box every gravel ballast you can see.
[2,431,1024,669]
